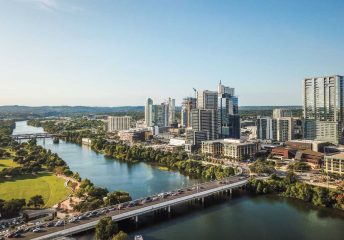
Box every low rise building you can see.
[201,139,259,160]
[324,154,344,175]
[118,129,151,143]
[295,149,324,167]
[285,140,328,152]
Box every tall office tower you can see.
[145,98,154,127]
[181,97,197,127]
[108,116,132,132]
[191,109,218,140]
[168,98,176,126]
[273,108,293,119]
[256,117,277,140]
[152,103,168,127]
[304,75,344,144]
[218,81,240,139]
[197,90,218,110]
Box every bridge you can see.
[14,176,248,240]
[11,133,59,141]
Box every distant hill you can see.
[0,105,302,119]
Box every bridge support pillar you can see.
[135,215,139,223]
[202,197,204,205]
[168,206,171,213]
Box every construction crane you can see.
[193,88,197,98]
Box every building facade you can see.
[181,97,197,127]
[201,139,259,160]
[108,116,131,132]
[273,108,293,119]
[218,82,240,139]
[191,109,218,140]
[303,75,344,144]
[324,154,344,175]
[145,98,154,127]
[197,90,218,110]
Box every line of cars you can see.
[1,182,217,239]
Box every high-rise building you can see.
[181,97,197,127]
[145,98,154,127]
[303,75,344,144]
[273,108,293,119]
[168,98,176,126]
[152,103,168,127]
[191,108,218,140]
[257,117,277,140]
[197,90,218,110]
[108,116,131,132]
[145,97,176,128]
[276,117,294,142]
[218,81,240,139]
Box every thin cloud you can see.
[16,0,84,13]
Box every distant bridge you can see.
[11,133,60,141]
[18,176,248,240]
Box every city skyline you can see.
[1,0,344,106]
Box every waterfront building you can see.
[273,108,293,119]
[108,116,131,132]
[324,154,344,175]
[303,75,344,144]
[181,97,197,128]
[145,98,154,127]
[218,81,240,139]
[201,139,259,160]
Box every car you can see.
[32,227,42,233]
[45,222,54,228]
[68,218,77,223]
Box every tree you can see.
[28,195,44,208]
[112,231,128,240]
[285,171,297,184]
[96,217,118,240]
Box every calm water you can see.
[13,121,344,240]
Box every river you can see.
[13,121,344,240]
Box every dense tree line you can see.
[246,173,344,210]
[28,119,105,144]
[91,138,235,180]
[0,139,73,178]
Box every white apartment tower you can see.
[303,75,344,144]
[108,116,132,132]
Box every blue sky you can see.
[0,0,343,106]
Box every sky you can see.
[0,0,343,107]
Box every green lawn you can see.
[0,173,71,208]
[0,158,19,171]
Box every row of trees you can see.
[73,178,132,212]
[0,195,44,218]
[91,138,235,180]
[246,173,344,209]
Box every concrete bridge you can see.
[11,133,58,141]
[17,176,248,240]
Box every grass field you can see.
[0,173,71,208]
[0,158,20,171]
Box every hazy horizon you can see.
[1,0,343,106]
